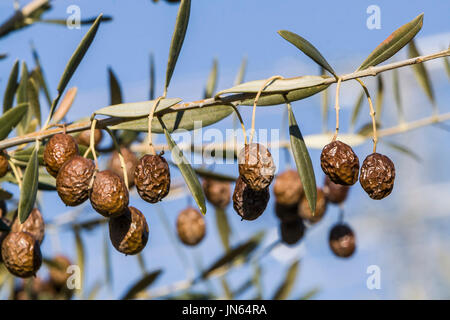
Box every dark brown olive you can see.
[43,133,79,178]
[298,188,328,224]
[280,219,305,245]
[359,153,395,200]
[329,224,356,258]
[176,207,206,246]
[202,179,231,209]
[134,154,170,203]
[11,208,45,244]
[107,147,138,188]
[233,176,269,221]
[320,140,359,185]
[273,169,304,207]
[323,175,350,204]
[238,143,276,191]
[0,150,9,178]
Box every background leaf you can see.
[108,67,123,105]
[18,145,39,223]
[150,53,155,100]
[2,60,19,113]
[204,59,218,99]
[287,103,317,214]
[121,270,162,300]
[74,227,85,299]
[350,90,365,131]
[0,103,28,140]
[272,260,300,300]
[375,74,384,122]
[234,56,247,86]
[194,167,237,182]
[95,98,182,118]
[357,13,424,70]
[215,207,231,252]
[278,30,336,77]
[392,68,405,123]
[165,0,191,92]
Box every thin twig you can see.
[356,78,378,152]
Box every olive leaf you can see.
[1,168,56,191]
[48,14,103,121]
[27,77,41,128]
[16,62,29,135]
[375,74,384,122]
[36,16,112,26]
[103,225,112,289]
[149,53,156,100]
[108,67,123,105]
[278,30,336,77]
[444,56,450,79]
[350,90,365,131]
[299,287,320,300]
[137,253,147,276]
[383,140,421,162]
[73,227,85,298]
[272,260,300,300]
[111,103,234,133]
[121,270,163,300]
[165,0,191,92]
[357,13,424,71]
[234,56,247,86]
[194,167,237,182]
[0,103,28,140]
[87,281,103,300]
[408,40,435,106]
[201,231,265,279]
[3,60,19,113]
[51,87,78,125]
[204,59,218,99]
[287,102,317,215]
[0,189,13,200]
[320,67,329,132]
[95,98,182,118]
[216,75,331,106]
[215,207,232,252]
[220,278,233,299]
[392,68,404,122]
[18,145,39,223]
[0,53,6,60]
[162,120,206,214]
[31,45,52,107]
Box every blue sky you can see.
[0,0,449,299]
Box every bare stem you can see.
[356,78,377,153]
[230,104,247,145]
[148,96,164,155]
[332,77,343,141]
[105,127,129,190]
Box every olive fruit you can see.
[56,155,95,206]
[13,277,56,300]
[323,175,350,204]
[329,224,356,258]
[0,150,8,178]
[176,207,206,246]
[0,200,7,218]
[11,208,45,244]
[233,176,269,221]
[298,188,328,224]
[320,140,359,185]
[1,231,42,278]
[273,169,304,207]
[76,129,103,147]
[238,143,276,191]
[48,255,72,288]
[359,153,395,200]
[202,179,231,209]
[274,202,299,223]
[90,170,129,218]
[280,219,305,245]
[107,147,138,188]
[109,206,149,255]
[0,217,11,262]
[43,133,79,178]
[134,154,170,203]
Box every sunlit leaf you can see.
[357,13,424,70]
[375,74,384,122]
[444,57,450,79]
[51,87,77,124]
[234,57,247,86]
[252,263,263,299]
[165,0,191,92]
[215,207,231,252]
[350,90,365,130]
[278,30,336,77]
[287,103,316,214]
[95,98,182,118]
[220,277,233,299]
[272,260,299,300]
[121,270,162,300]
[163,121,206,214]
[408,40,435,106]
[320,67,329,132]
[108,67,123,105]
[3,60,19,113]
[18,145,39,223]
[16,61,29,135]
[204,59,218,99]
[27,77,41,128]
[0,103,28,140]
[137,253,147,275]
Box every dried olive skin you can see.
[90,170,129,218]
[1,231,42,278]
[108,147,138,188]
[233,176,269,221]
[109,206,149,255]
[280,219,305,245]
[56,155,95,206]
[0,150,8,178]
[0,217,11,262]
[359,153,395,200]
[176,207,206,246]
[273,169,304,207]
[298,188,328,224]
[329,224,356,258]
[202,179,231,209]
[134,154,170,203]
[76,129,103,147]
[11,208,45,244]
[48,255,72,288]
[320,140,359,186]
[323,175,350,204]
[274,202,299,223]
[43,133,79,178]
[238,143,276,191]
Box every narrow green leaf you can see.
[350,90,365,130]
[18,145,39,223]
[31,45,52,107]
[150,53,156,100]
[299,287,320,300]
[215,207,231,252]
[358,13,424,71]
[162,120,206,214]
[195,167,237,182]
[278,30,336,77]
[320,67,329,132]
[111,103,233,133]
[252,263,263,299]
[1,168,57,191]
[121,270,162,300]
[27,77,41,128]
[204,59,218,99]
[220,278,233,299]
[3,60,19,113]
[87,281,103,300]
[392,68,404,122]
[201,231,265,279]
[375,75,384,122]
[103,225,112,288]
[287,103,317,215]
[73,227,85,298]
[165,0,191,92]
[95,98,182,118]
[16,62,29,135]
[444,57,450,79]
[383,141,421,162]
[37,16,112,26]
[234,57,247,86]
[273,260,300,300]
[108,67,123,105]
[408,40,435,105]
[137,253,147,275]
[0,103,28,140]
[357,122,380,137]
